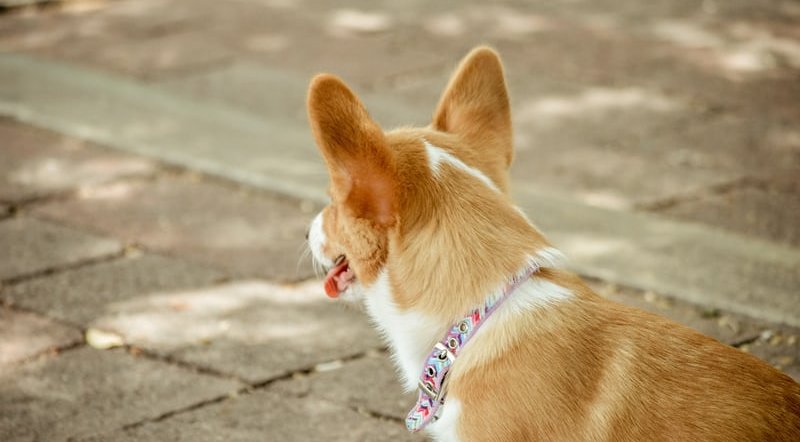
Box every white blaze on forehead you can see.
[424,140,500,192]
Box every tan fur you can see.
[452,270,800,441]
[433,47,514,192]
[307,46,800,441]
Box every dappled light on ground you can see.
[0,308,81,368]
[423,13,464,37]
[652,19,800,77]
[559,234,632,261]
[328,9,392,36]
[517,87,680,124]
[12,156,151,195]
[75,181,134,200]
[0,117,156,204]
[87,279,381,381]
[423,7,553,39]
[32,175,315,280]
[575,191,630,210]
[93,280,328,348]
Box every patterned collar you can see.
[405,264,540,432]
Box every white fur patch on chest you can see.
[362,271,446,391]
[428,398,462,442]
[424,140,500,193]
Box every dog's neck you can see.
[363,270,446,391]
[362,249,569,392]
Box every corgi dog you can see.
[305,46,800,441]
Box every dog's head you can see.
[307,46,553,321]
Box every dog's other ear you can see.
[433,46,513,168]
[307,74,396,226]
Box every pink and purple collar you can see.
[405,264,539,432]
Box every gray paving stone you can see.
[234,30,447,101]
[0,307,82,366]
[0,347,243,441]
[87,387,422,442]
[159,62,310,125]
[0,3,233,81]
[2,253,226,325]
[51,30,233,80]
[90,280,383,383]
[159,61,425,130]
[272,352,414,420]
[510,141,744,210]
[0,117,157,204]
[34,175,315,281]
[656,186,800,247]
[0,216,121,281]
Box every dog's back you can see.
[451,269,800,441]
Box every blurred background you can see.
[0,0,798,440]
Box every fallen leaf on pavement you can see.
[86,328,125,349]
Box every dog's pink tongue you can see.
[337,267,355,290]
[324,260,349,298]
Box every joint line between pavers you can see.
[4,340,86,368]
[2,188,79,210]
[1,249,127,286]
[108,350,389,431]
[347,405,404,425]
[117,387,250,432]
[1,295,86,331]
[0,0,59,15]
[127,345,251,385]
[248,348,382,391]
[113,356,334,433]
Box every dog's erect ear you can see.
[307,74,396,226]
[432,46,513,167]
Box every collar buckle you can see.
[417,343,454,402]
[406,342,455,432]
